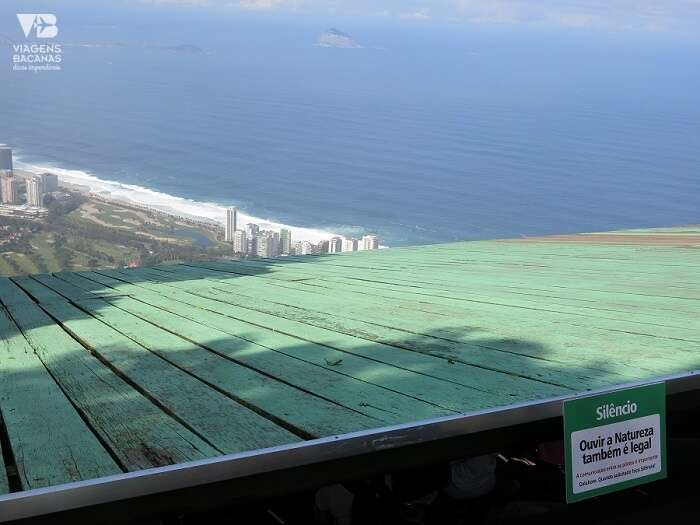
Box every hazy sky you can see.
[135,0,700,37]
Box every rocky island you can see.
[314,28,362,49]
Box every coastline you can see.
[14,157,347,245]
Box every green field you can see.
[0,196,229,277]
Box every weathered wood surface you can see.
[1,231,699,495]
[0,278,218,472]
[86,292,456,424]
[91,267,577,396]
[25,275,383,437]
[39,297,301,453]
[0,306,120,490]
[0,440,7,495]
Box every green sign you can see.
[564,383,667,503]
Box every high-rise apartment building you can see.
[257,234,271,258]
[343,238,359,252]
[233,229,247,254]
[0,145,12,172]
[0,174,19,205]
[297,241,314,255]
[329,236,343,254]
[247,235,258,257]
[362,235,379,250]
[257,231,280,258]
[279,229,292,255]
[272,231,280,253]
[225,207,238,242]
[228,221,343,259]
[26,176,44,208]
[39,172,59,193]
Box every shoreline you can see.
[14,157,352,245]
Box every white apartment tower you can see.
[329,236,343,254]
[0,174,19,205]
[299,241,314,255]
[280,229,292,255]
[247,236,257,256]
[272,231,280,256]
[26,176,44,208]
[233,229,247,254]
[257,234,271,258]
[257,231,280,258]
[362,235,379,250]
[225,207,238,242]
[343,238,359,252]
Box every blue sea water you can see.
[1,4,699,246]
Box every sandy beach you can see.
[14,158,345,244]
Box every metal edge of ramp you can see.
[1,370,699,523]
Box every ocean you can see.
[2,4,699,246]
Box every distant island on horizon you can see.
[314,28,362,49]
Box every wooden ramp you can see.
[1,229,699,519]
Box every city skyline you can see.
[1,143,382,259]
[0,146,59,209]
[227,221,380,257]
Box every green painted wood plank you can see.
[155,264,676,363]
[3,234,699,497]
[10,276,69,304]
[55,271,126,298]
[0,279,219,472]
[38,296,301,453]
[213,277,700,374]
[86,268,579,396]
[149,259,700,383]
[214,268,700,358]
[221,257,700,328]
[130,254,700,344]
[77,297,386,435]
[186,261,316,282]
[43,277,383,437]
[0,438,9,494]
[245,247,700,298]
[0,278,35,307]
[79,270,153,297]
[297,276,700,348]
[107,268,610,390]
[309,273,700,331]
[103,288,532,412]
[183,258,691,337]
[63,276,456,424]
[0,306,121,490]
[255,257,700,315]
[101,295,455,423]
